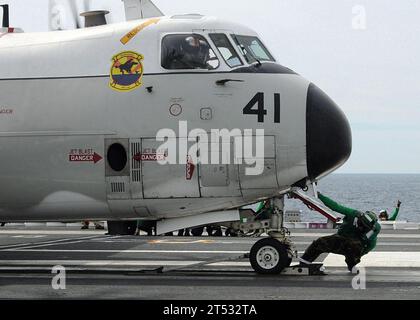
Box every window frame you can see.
[160,32,221,71]
[208,33,244,69]
[231,34,276,64]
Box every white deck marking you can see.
[4,249,250,254]
[5,252,420,268]
[10,235,123,250]
[148,240,215,244]
[0,260,251,267]
[2,230,420,238]
[0,235,104,250]
[0,230,103,235]
[323,252,420,268]
[291,233,420,239]
[12,235,46,239]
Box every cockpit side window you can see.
[232,35,275,64]
[161,34,220,70]
[209,33,243,68]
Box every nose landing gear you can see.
[250,237,292,274]
[249,197,295,274]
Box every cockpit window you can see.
[232,35,275,64]
[161,34,220,70]
[209,34,243,68]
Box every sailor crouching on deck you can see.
[299,193,381,271]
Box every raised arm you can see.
[318,193,359,218]
[389,201,402,221]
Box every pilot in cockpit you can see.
[162,34,213,70]
[181,35,211,69]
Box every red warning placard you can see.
[186,156,195,180]
[69,149,103,164]
[133,153,166,162]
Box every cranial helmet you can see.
[356,211,378,232]
[365,211,378,222]
[379,209,389,219]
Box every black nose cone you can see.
[306,83,352,181]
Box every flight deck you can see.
[1,225,420,300]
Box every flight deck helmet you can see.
[379,209,389,221]
[356,211,378,233]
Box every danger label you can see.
[69,149,102,164]
[133,153,166,162]
[0,108,13,115]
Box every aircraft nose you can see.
[306,83,352,181]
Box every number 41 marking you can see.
[243,92,281,123]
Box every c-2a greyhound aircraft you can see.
[0,0,351,274]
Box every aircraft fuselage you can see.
[0,15,351,221]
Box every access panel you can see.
[140,138,200,199]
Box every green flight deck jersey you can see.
[388,207,400,221]
[318,193,381,255]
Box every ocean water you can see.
[286,174,420,222]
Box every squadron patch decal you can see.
[109,51,144,92]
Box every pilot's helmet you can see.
[184,36,202,53]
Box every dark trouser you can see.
[301,234,364,269]
[178,229,191,236]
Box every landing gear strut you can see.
[249,197,294,274]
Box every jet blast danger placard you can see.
[69,149,103,164]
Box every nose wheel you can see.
[250,238,292,274]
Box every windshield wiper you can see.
[239,44,262,67]
[252,56,262,67]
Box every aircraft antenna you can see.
[1,4,9,28]
[122,0,163,20]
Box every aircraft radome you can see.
[0,0,352,274]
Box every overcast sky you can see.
[3,0,420,174]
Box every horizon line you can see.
[334,172,420,175]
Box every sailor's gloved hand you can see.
[397,200,402,207]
